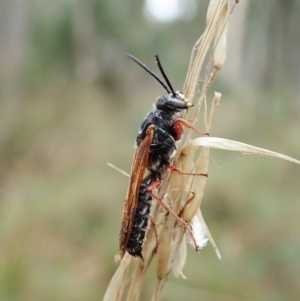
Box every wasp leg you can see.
[174,118,210,136]
[166,165,208,177]
[178,191,195,217]
[147,180,201,252]
[149,218,159,254]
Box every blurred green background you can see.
[0,0,300,300]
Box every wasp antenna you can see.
[155,55,175,96]
[126,53,170,94]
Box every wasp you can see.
[119,54,205,260]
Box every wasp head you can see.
[156,91,193,112]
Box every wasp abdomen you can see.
[126,175,153,259]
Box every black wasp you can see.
[119,54,203,260]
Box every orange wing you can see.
[119,125,155,259]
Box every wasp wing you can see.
[119,125,155,259]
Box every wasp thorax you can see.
[156,91,192,112]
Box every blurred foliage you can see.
[0,0,300,300]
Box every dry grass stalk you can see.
[104,0,300,300]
